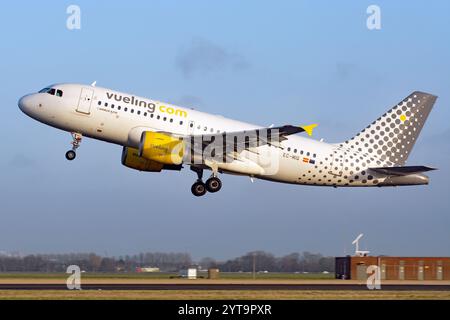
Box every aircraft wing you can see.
[187,124,317,148]
[184,124,317,162]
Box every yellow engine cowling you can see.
[121,147,165,172]
[139,131,184,165]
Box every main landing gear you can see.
[65,132,82,161]
[190,167,222,197]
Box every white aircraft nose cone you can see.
[18,95,33,114]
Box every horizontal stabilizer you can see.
[369,166,437,176]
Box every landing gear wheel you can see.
[65,150,76,161]
[66,132,82,161]
[191,181,207,197]
[205,177,222,193]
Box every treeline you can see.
[0,251,334,273]
[0,252,192,273]
[204,251,334,273]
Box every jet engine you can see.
[139,131,185,165]
[121,147,182,172]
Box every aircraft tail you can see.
[342,91,437,166]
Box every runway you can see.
[1,283,449,291]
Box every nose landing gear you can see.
[65,132,82,161]
[65,150,76,161]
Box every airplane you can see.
[18,83,437,196]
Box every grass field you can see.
[0,290,449,300]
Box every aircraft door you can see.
[329,148,344,177]
[77,88,94,114]
[187,120,195,135]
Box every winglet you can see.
[300,124,318,136]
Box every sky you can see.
[0,1,449,261]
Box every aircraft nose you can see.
[18,95,33,114]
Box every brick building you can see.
[335,256,450,280]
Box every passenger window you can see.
[144,112,147,116]
[170,118,173,123]
[98,101,102,106]
[307,152,310,156]
[180,121,183,125]
[118,106,121,110]
[105,102,108,107]
[124,107,128,112]
[157,115,160,119]
[131,109,134,113]
[294,149,297,153]
[137,110,140,115]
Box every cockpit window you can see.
[39,87,63,97]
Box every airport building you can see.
[335,256,450,280]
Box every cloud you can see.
[422,128,450,153]
[335,62,358,80]
[171,95,204,109]
[334,62,383,84]
[8,154,37,168]
[175,38,250,78]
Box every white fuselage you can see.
[19,83,417,187]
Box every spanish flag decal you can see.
[303,157,316,165]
